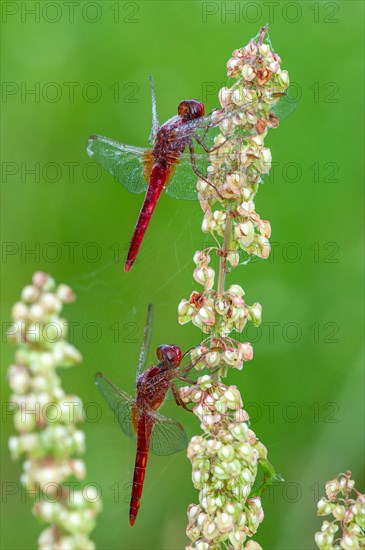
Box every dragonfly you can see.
[95,304,216,526]
[87,77,296,271]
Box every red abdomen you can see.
[129,414,153,526]
[124,164,169,272]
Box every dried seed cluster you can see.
[178,27,291,550]
[7,272,101,550]
[315,472,364,550]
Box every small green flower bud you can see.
[238,342,253,361]
[14,409,36,434]
[187,504,201,523]
[241,64,255,82]
[73,431,86,453]
[235,221,255,247]
[223,349,242,369]
[191,389,203,402]
[325,479,340,500]
[228,284,245,298]
[214,399,228,414]
[12,302,29,321]
[195,541,210,550]
[227,251,240,267]
[249,303,262,326]
[196,512,207,528]
[194,266,215,290]
[26,323,41,343]
[223,386,243,409]
[213,463,229,480]
[9,436,21,459]
[21,285,39,303]
[192,469,209,488]
[216,510,234,533]
[205,350,221,368]
[193,458,210,473]
[234,409,250,423]
[70,459,86,479]
[197,305,215,327]
[178,299,194,324]
[332,504,346,521]
[229,529,247,549]
[206,439,222,455]
[339,534,360,549]
[241,467,254,484]
[245,541,263,550]
[202,517,219,540]
[229,422,249,442]
[28,304,44,323]
[225,459,242,476]
[339,475,355,493]
[8,364,31,394]
[317,498,334,516]
[215,494,226,508]
[56,284,75,303]
[188,437,205,459]
[347,524,362,536]
[19,433,40,454]
[200,493,217,514]
[39,293,62,314]
[219,86,233,108]
[186,524,201,542]
[278,69,289,87]
[218,444,235,462]
[236,511,247,528]
[197,375,212,390]
[224,502,243,518]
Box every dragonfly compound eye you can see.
[178,100,205,120]
[157,345,182,367]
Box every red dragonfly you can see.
[95,305,212,526]
[87,78,295,271]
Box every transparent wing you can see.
[95,372,137,439]
[147,407,188,456]
[149,76,160,144]
[136,304,153,380]
[165,151,209,201]
[88,95,296,201]
[86,135,149,194]
[271,94,297,120]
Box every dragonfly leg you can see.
[193,133,230,154]
[171,383,193,412]
[176,375,198,385]
[189,142,224,199]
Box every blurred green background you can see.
[1,1,364,548]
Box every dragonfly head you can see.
[178,99,205,121]
[157,344,182,368]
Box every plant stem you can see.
[217,213,232,296]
